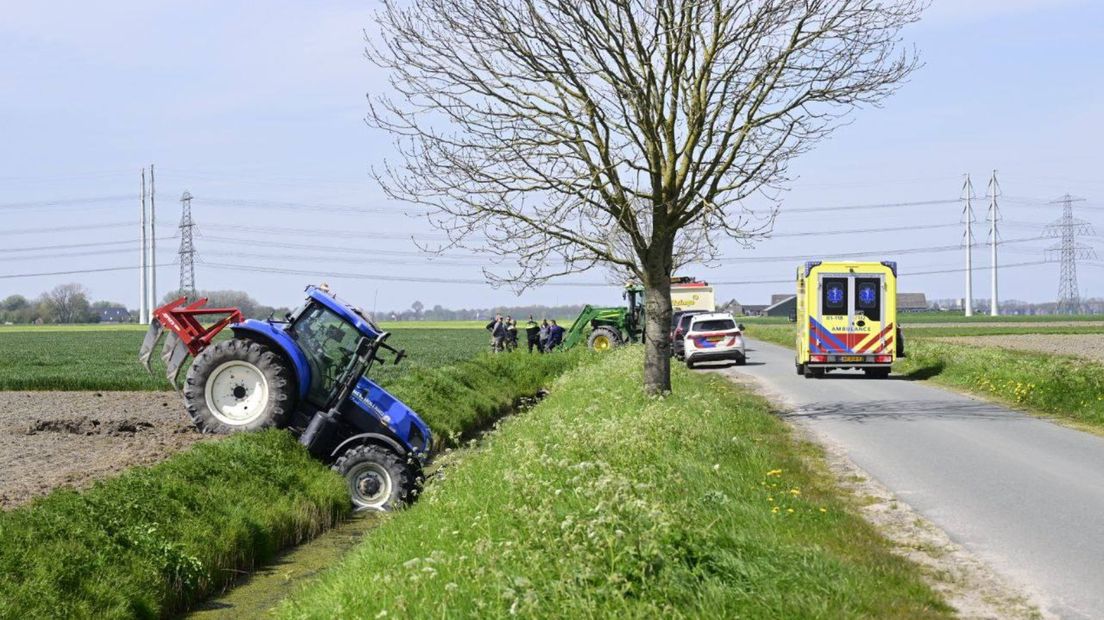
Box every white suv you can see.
[683,313,746,368]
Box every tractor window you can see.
[821,278,848,315]
[292,304,360,407]
[855,277,882,319]
[691,318,736,332]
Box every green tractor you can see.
[561,284,644,352]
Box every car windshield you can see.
[293,303,361,407]
[692,318,737,332]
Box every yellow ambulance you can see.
[795,261,901,379]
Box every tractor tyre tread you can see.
[182,338,294,434]
[587,326,622,352]
[333,444,421,512]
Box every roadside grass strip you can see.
[0,431,349,619]
[896,340,1104,427]
[278,348,948,619]
[389,350,589,450]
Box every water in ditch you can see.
[186,511,382,618]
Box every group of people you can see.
[485,315,565,353]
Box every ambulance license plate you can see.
[840,356,864,363]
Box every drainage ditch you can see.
[183,392,545,618]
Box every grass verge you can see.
[0,431,348,619]
[388,349,590,450]
[895,340,1104,428]
[278,347,948,618]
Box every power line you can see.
[198,197,424,215]
[781,198,961,214]
[202,250,491,268]
[710,260,1054,287]
[0,221,133,236]
[0,248,153,263]
[201,261,611,287]
[200,235,482,260]
[0,195,133,211]
[0,263,178,281]
[712,235,1044,264]
[0,237,175,255]
[765,222,960,238]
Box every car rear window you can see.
[692,319,736,332]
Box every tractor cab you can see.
[277,285,391,411]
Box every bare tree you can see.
[367,0,926,393]
[42,283,91,324]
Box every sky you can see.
[1,0,1102,312]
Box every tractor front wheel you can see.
[183,338,294,434]
[587,327,621,352]
[333,444,419,512]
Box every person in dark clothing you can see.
[538,319,551,353]
[505,317,519,351]
[524,316,541,353]
[485,314,506,352]
[547,319,565,350]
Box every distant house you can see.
[896,293,929,313]
[99,306,131,323]
[763,295,797,318]
[769,293,792,306]
[740,304,768,316]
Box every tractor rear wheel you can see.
[183,338,294,434]
[587,327,621,352]
[333,444,419,512]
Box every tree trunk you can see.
[641,271,673,395]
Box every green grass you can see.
[895,341,1104,428]
[0,431,349,619]
[0,328,488,391]
[388,350,592,450]
[745,323,796,349]
[278,348,948,619]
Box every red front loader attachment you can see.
[138,297,244,386]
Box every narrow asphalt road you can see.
[716,339,1104,619]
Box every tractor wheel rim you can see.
[348,462,392,510]
[594,335,610,350]
[205,360,269,426]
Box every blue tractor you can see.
[139,284,432,511]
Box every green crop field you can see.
[0,326,490,391]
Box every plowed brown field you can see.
[0,392,208,509]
